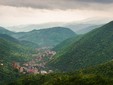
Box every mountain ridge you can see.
[48,21,113,71]
[0,26,77,48]
[14,27,77,47]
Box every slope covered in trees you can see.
[53,35,83,52]
[17,27,76,47]
[48,21,113,71]
[0,34,34,84]
[0,27,76,48]
[82,60,113,78]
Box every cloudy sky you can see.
[0,0,113,27]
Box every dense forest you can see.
[48,21,113,71]
[0,34,34,84]
[0,26,76,47]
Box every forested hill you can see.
[0,34,34,84]
[17,27,76,47]
[53,35,83,52]
[0,34,19,43]
[0,26,77,48]
[81,60,113,78]
[48,21,113,71]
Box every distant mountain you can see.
[0,26,76,48]
[64,21,104,34]
[64,18,112,34]
[8,23,102,35]
[8,18,111,34]
[0,34,19,43]
[8,22,64,32]
[0,33,38,49]
[65,23,97,33]
[48,21,113,71]
[74,25,102,34]
[0,26,14,35]
[8,23,100,34]
[16,27,76,47]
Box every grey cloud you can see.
[0,0,113,10]
[76,0,113,3]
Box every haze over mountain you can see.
[64,18,111,34]
[7,18,111,34]
[7,22,65,32]
[0,26,14,35]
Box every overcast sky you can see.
[0,0,113,27]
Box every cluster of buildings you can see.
[12,49,56,75]
[12,62,53,74]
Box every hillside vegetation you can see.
[0,34,34,84]
[17,27,76,47]
[48,21,113,71]
[0,26,76,47]
[53,35,83,52]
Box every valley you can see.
[12,47,56,74]
[1,21,113,85]
[1,0,113,84]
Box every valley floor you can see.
[12,47,56,75]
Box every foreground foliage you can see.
[8,60,113,85]
[7,73,113,85]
